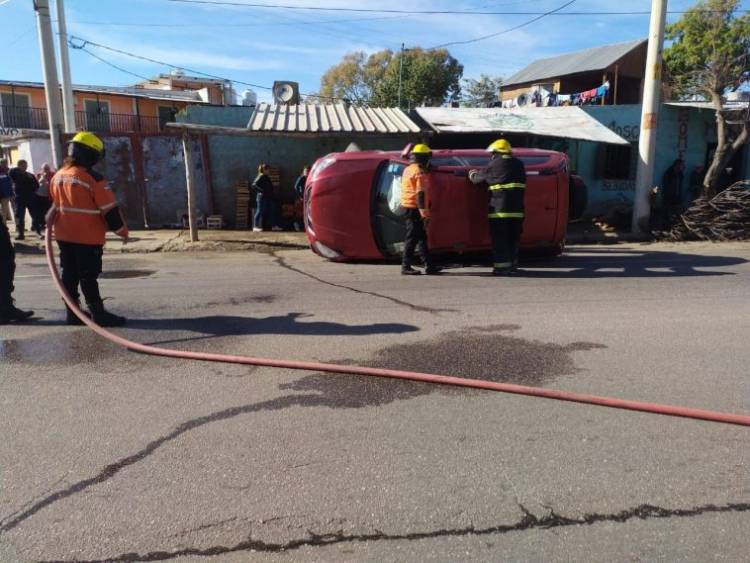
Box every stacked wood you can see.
[235,181,251,229]
[658,181,750,241]
[267,166,281,187]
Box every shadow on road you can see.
[445,247,746,278]
[126,312,419,346]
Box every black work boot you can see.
[65,300,89,326]
[88,300,126,327]
[0,301,34,324]
[401,266,420,275]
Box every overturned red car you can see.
[304,147,584,261]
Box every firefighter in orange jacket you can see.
[47,132,129,326]
[400,144,439,275]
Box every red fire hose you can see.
[44,227,750,427]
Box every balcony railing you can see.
[0,105,171,134]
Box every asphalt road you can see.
[1,242,749,562]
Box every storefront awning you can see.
[415,106,630,145]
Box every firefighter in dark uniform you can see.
[401,143,439,275]
[469,139,526,276]
[0,219,35,324]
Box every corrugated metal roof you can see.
[503,39,646,87]
[0,79,207,103]
[415,107,630,145]
[248,103,421,134]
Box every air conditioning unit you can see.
[272,81,300,105]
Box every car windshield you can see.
[371,161,407,257]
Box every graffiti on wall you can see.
[607,121,640,141]
[676,108,690,159]
[602,179,635,192]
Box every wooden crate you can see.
[235,181,251,229]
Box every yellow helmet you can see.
[410,143,432,155]
[487,139,512,154]
[70,131,104,154]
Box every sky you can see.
[1,0,748,104]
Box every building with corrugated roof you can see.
[501,39,647,105]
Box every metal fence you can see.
[0,105,168,133]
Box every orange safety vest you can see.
[50,165,119,246]
[400,163,431,218]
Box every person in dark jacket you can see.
[0,159,13,223]
[293,165,309,231]
[661,158,684,222]
[0,219,35,324]
[294,165,309,199]
[9,160,41,239]
[469,139,526,276]
[252,163,274,232]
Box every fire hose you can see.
[44,227,750,427]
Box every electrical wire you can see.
[77,46,154,82]
[431,0,576,49]
[66,34,343,102]
[160,0,749,16]
[70,13,414,28]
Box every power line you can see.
[431,0,576,49]
[75,45,154,82]
[66,34,343,102]
[69,13,413,28]
[160,0,749,16]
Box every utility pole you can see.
[181,131,199,242]
[398,43,405,108]
[632,0,668,235]
[55,0,76,132]
[34,0,65,168]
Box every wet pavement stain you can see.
[280,326,606,409]
[100,269,156,279]
[0,331,163,371]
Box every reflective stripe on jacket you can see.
[50,166,118,246]
[400,163,431,218]
[470,154,526,219]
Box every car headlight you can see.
[310,157,336,182]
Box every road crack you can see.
[39,501,750,562]
[271,252,454,315]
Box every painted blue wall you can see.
[574,104,747,218]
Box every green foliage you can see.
[664,0,750,98]
[461,74,503,107]
[319,48,463,108]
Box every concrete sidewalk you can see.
[13,229,311,255]
[13,221,644,255]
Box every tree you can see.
[319,48,463,108]
[664,0,750,196]
[461,74,503,107]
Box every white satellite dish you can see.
[272,81,300,105]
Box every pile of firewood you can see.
[658,181,750,241]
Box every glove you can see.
[468,169,478,182]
